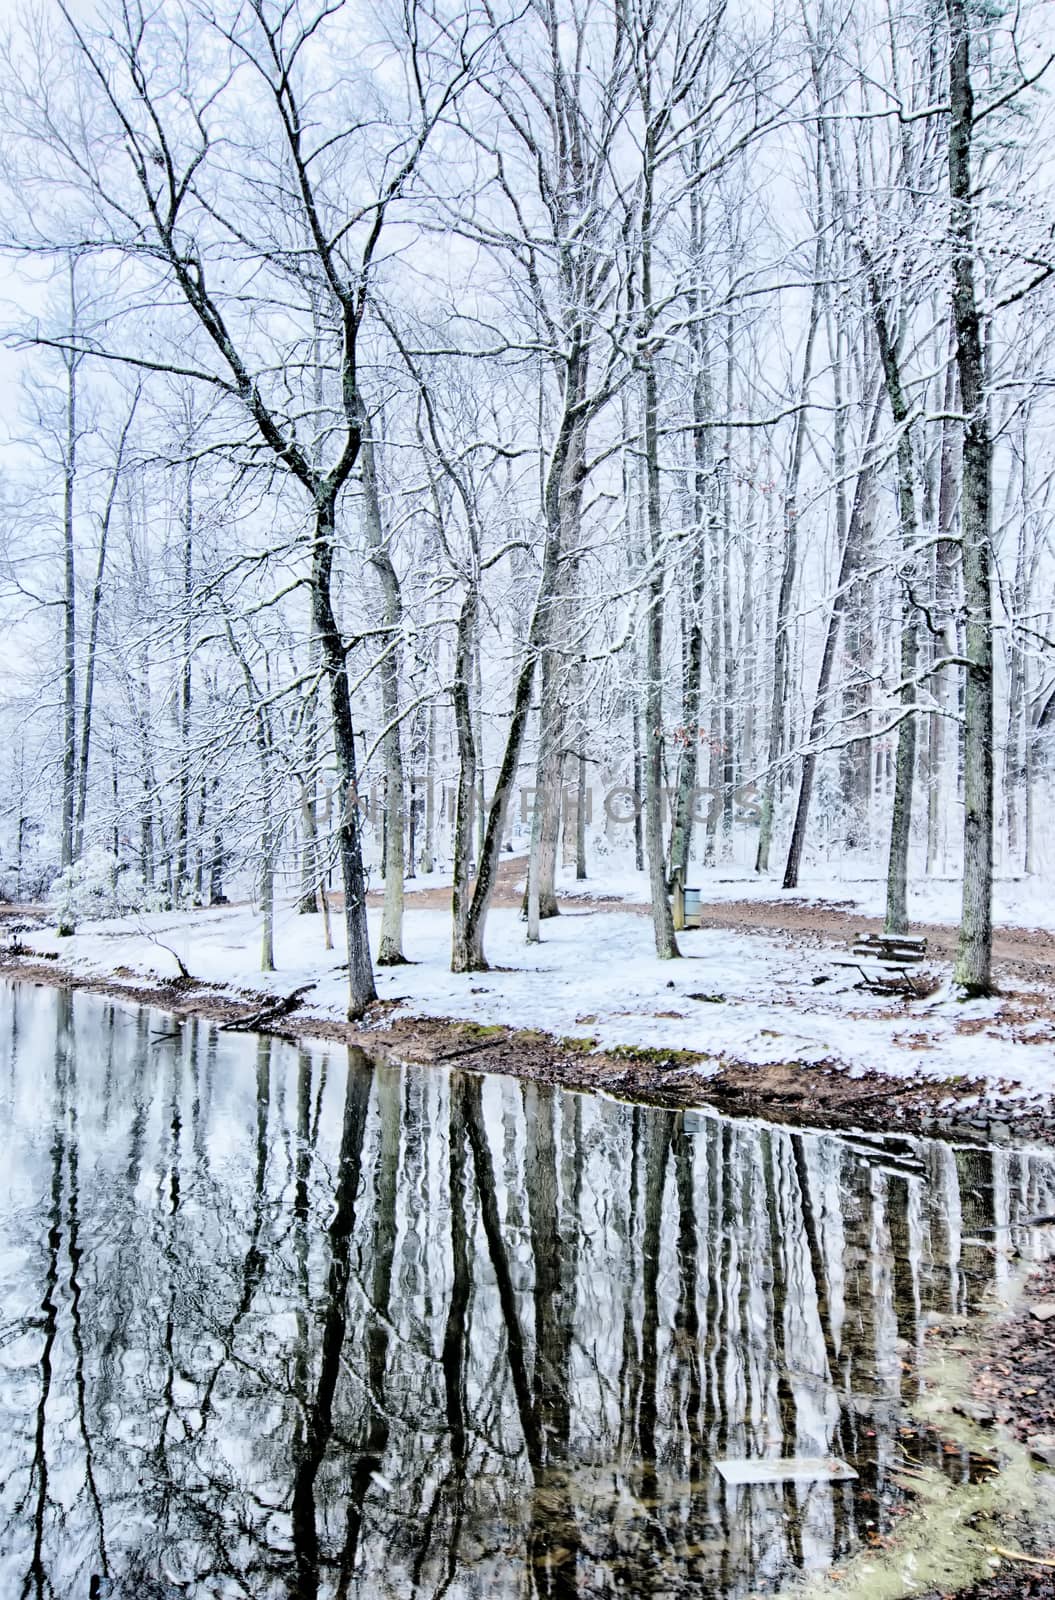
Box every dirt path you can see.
[381,861,1055,983]
[691,899,1055,984]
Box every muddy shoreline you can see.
[4,950,1051,1144]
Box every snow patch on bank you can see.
[15,896,1055,1107]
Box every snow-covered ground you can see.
[14,884,1055,1108]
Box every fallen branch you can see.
[133,917,194,983]
[436,1035,509,1064]
[223,984,317,1033]
[987,1546,1055,1569]
[154,940,193,983]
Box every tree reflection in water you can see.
[1,981,1052,1599]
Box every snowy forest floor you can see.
[3,854,1054,1141]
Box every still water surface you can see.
[1,981,1053,1599]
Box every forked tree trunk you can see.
[454,347,585,972]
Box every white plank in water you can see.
[715,1457,859,1486]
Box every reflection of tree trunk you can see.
[671,1122,704,1553]
[525,1085,571,1450]
[290,1049,372,1600]
[25,994,68,1599]
[335,1062,400,1592]
[293,1048,313,1445]
[195,1038,272,1431]
[152,1029,189,1510]
[462,1073,588,1593]
[791,1134,853,1552]
[524,1083,579,1597]
[429,1075,471,1589]
[619,1108,643,1463]
[762,1131,803,1563]
[638,1112,671,1488]
[58,991,110,1580]
[461,1075,540,1467]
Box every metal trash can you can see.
[683,887,702,928]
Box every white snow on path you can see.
[14,894,1055,1108]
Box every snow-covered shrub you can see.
[49,848,171,931]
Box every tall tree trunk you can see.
[455,348,585,972]
[175,462,194,901]
[359,411,406,965]
[526,415,586,939]
[782,389,883,888]
[868,287,920,936]
[526,719,564,941]
[208,776,227,906]
[946,0,994,994]
[75,390,138,858]
[667,245,710,884]
[720,317,736,850]
[640,147,678,957]
[637,704,643,870]
[926,349,960,875]
[575,742,587,880]
[450,590,479,972]
[756,261,823,873]
[61,260,80,870]
[421,698,436,875]
[298,708,321,914]
[312,499,377,1016]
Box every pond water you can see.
[1,981,1053,1600]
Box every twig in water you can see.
[987,1546,1055,1568]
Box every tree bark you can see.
[782,388,883,888]
[313,500,377,1016]
[359,411,406,964]
[946,0,994,993]
[75,389,138,859]
[60,259,80,871]
[756,258,823,874]
[639,146,678,957]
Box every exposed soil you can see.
[3,949,1052,1145]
